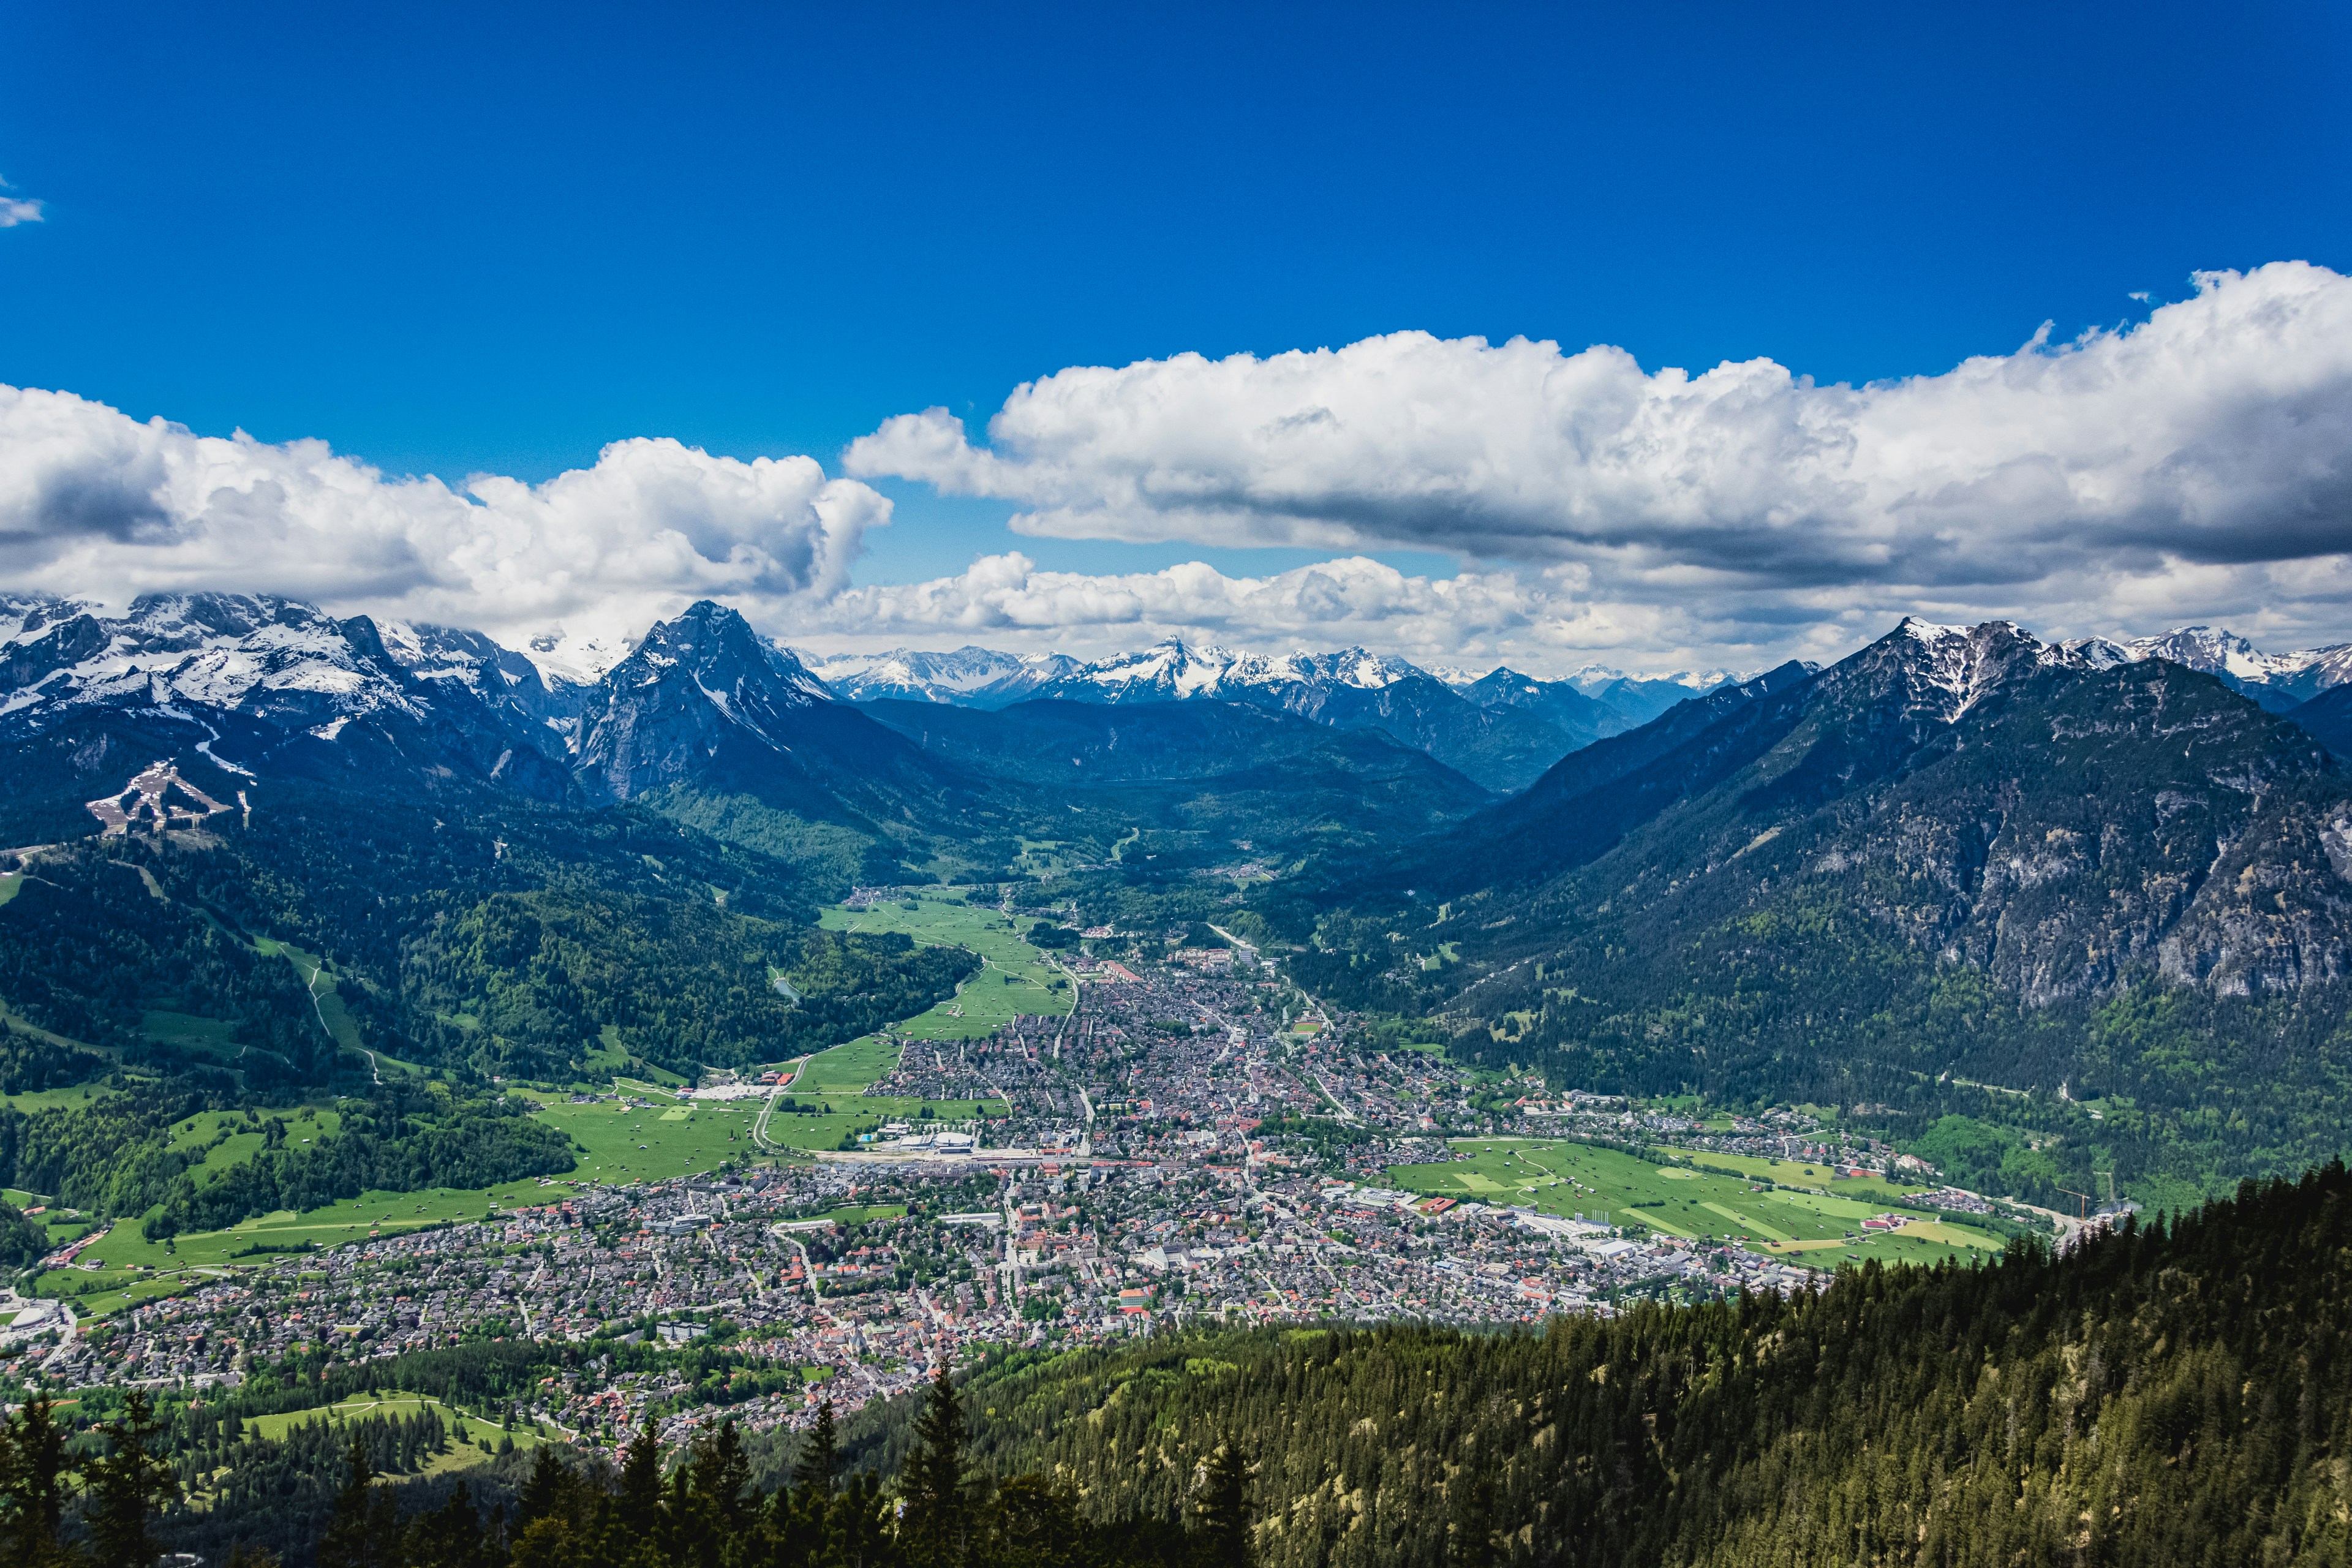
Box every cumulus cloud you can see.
[815,552,1534,656]
[0,385,886,669]
[799,552,1861,673]
[845,262,2352,656]
[17,261,2352,679]
[0,175,42,227]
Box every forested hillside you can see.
[846,1163,2352,1568]
[0,782,972,1087]
[0,1080,573,1237]
[13,1159,2331,1566]
[1273,622,2352,1208]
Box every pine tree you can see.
[899,1366,973,1568]
[796,1398,840,1494]
[617,1411,665,1539]
[0,1389,71,1567]
[514,1441,582,1531]
[1191,1444,1254,1568]
[315,1441,401,1568]
[85,1389,179,1568]
[405,1477,491,1568]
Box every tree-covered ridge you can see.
[2,1364,1224,1568]
[0,849,333,1080]
[0,1080,575,1235]
[400,885,974,1078]
[852,1163,2352,1568]
[0,783,974,1087]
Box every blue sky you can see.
[5,3,2352,669]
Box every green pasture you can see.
[794,1035,903,1093]
[159,1108,343,1189]
[0,1085,103,1117]
[1660,1148,1932,1205]
[540,1097,764,1181]
[1389,1139,2003,1266]
[236,1394,550,1477]
[819,889,1073,1042]
[246,1393,550,1446]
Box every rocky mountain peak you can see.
[573,600,833,801]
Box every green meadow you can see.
[534,1095,764,1180]
[1663,1148,1939,1205]
[1388,1139,2005,1267]
[819,888,1073,1042]
[792,1034,903,1093]
[23,892,1050,1316]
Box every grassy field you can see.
[159,1108,345,1189]
[537,1095,764,1181]
[793,1035,903,1093]
[1660,1148,1936,1205]
[818,889,1074,1043]
[1389,1139,2005,1267]
[227,1393,552,1483]
[0,1085,106,1118]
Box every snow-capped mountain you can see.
[796,646,1078,708]
[1453,665,1750,741]
[1013,639,1578,791]
[574,600,835,801]
[0,592,578,803]
[1029,639,1424,705]
[17,591,2352,835]
[1,592,437,734]
[2111,627,2352,712]
[376,618,597,741]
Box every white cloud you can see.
[816,552,1531,654]
[17,261,2352,679]
[845,262,2352,657]
[0,174,42,227]
[0,385,886,666]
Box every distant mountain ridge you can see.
[2059,624,2352,712]
[795,646,1079,709]
[788,640,1769,787]
[10,592,2352,829]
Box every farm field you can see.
[818,889,1073,1043]
[1388,1138,2005,1266]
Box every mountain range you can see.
[1271,616,2352,1208]
[801,639,1740,790]
[15,592,2351,837]
[14,589,2352,1205]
